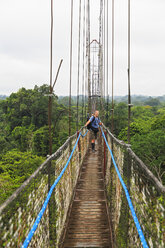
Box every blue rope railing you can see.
[81,130,88,137]
[101,127,149,248]
[22,130,88,248]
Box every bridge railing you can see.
[101,125,165,248]
[0,127,89,248]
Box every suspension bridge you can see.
[0,0,165,247]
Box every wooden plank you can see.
[62,147,112,247]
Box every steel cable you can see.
[77,0,82,131]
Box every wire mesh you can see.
[0,128,89,248]
[102,125,165,248]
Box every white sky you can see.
[0,0,165,96]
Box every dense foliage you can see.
[0,85,82,204]
[107,101,165,185]
[0,85,164,204]
[0,150,44,204]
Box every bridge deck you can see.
[62,143,112,247]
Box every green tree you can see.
[1,85,52,132]
[144,97,161,106]
[108,102,128,136]
[0,150,44,204]
[132,105,154,121]
[131,130,165,184]
[32,126,49,156]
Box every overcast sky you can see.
[0,0,165,96]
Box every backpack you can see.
[87,115,95,130]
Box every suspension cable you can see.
[87,0,91,114]
[48,0,54,242]
[48,0,53,156]
[99,0,104,120]
[82,0,86,124]
[69,0,74,137]
[104,0,106,99]
[77,0,82,131]
[127,0,131,144]
[106,0,109,124]
[85,0,88,118]
[111,0,114,134]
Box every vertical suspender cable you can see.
[48,0,53,156]
[82,0,86,124]
[48,0,55,243]
[85,0,88,120]
[92,49,94,98]
[104,0,106,105]
[69,0,74,137]
[106,0,109,124]
[127,0,131,143]
[111,0,114,134]
[87,0,91,114]
[77,0,82,131]
[104,0,105,97]
[101,0,104,100]
[99,0,104,120]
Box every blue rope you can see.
[81,129,88,137]
[22,130,88,248]
[101,127,149,248]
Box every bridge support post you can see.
[116,151,131,247]
[48,160,56,247]
[109,137,116,245]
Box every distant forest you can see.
[2,94,165,105]
[0,85,165,204]
[58,94,165,105]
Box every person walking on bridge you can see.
[85,110,102,152]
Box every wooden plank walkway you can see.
[62,143,112,247]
